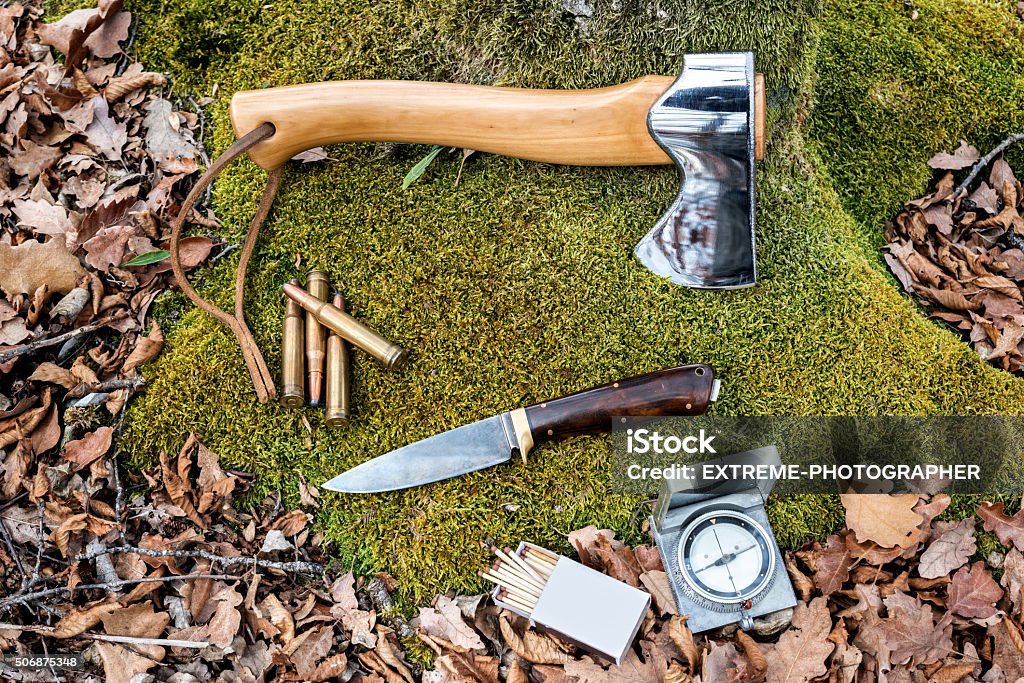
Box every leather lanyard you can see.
[169,122,281,403]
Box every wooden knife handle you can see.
[230,78,678,170]
[523,364,717,443]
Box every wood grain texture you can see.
[523,364,716,443]
[230,77,677,170]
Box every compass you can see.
[678,510,774,604]
[649,445,796,633]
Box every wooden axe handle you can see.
[230,75,765,171]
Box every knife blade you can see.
[323,364,720,493]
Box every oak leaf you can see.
[63,426,112,471]
[0,238,86,296]
[927,141,980,170]
[980,502,1024,551]
[841,493,922,548]
[918,518,975,579]
[12,199,74,237]
[418,595,485,652]
[877,590,953,667]
[813,533,851,596]
[498,614,569,665]
[639,570,677,616]
[947,561,1002,621]
[766,597,834,682]
[564,651,658,683]
[83,96,127,160]
[94,641,158,683]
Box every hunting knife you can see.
[324,364,720,492]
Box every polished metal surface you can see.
[637,52,756,289]
[322,412,519,492]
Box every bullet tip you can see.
[309,399,320,408]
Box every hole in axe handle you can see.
[522,364,716,442]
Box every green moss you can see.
[100,0,1024,608]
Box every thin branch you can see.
[65,376,146,401]
[0,573,241,609]
[0,623,209,649]
[953,132,1024,200]
[0,313,130,364]
[75,545,323,575]
[87,633,209,649]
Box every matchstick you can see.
[482,569,542,598]
[498,546,546,584]
[498,590,535,613]
[492,563,546,592]
[523,547,557,565]
[523,554,554,576]
[491,566,544,596]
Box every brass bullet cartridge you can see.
[282,282,405,370]
[325,293,350,428]
[280,279,305,408]
[305,270,329,407]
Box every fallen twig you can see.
[0,313,131,364]
[66,376,146,401]
[75,545,324,575]
[0,623,209,649]
[0,573,241,610]
[953,132,1024,200]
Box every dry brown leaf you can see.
[262,593,295,645]
[104,70,165,101]
[12,198,74,236]
[0,238,86,297]
[291,625,334,680]
[28,362,78,389]
[878,591,953,667]
[978,501,1024,551]
[927,142,980,170]
[841,493,923,549]
[766,597,834,682]
[94,641,158,683]
[83,96,127,160]
[498,613,569,665]
[947,561,1002,621]
[735,628,767,678]
[142,98,197,173]
[813,533,852,596]
[666,615,699,674]
[207,584,242,649]
[121,320,163,374]
[918,518,975,579]
[63,425,112,471]
[51,600,121,638]
[639,570,677,616]
[419,595,486,652]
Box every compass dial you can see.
[677,510,774,604]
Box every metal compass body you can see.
[648,446,797,634]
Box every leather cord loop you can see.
[169,122,281,403]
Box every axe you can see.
[228,51,765,289]
[170,52,763,402]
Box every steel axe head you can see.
[636,52,758,289]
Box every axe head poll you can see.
[230,52,763,289]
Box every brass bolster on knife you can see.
[509,408,534,462]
